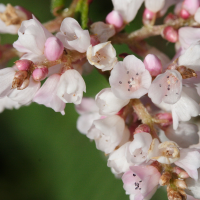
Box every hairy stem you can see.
[132,99,160,141]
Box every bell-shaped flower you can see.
[75,98,101,135]
[13,15,53,56]
[148,70,182,105]
[90,22,115,43]
[122,165,161,199]
[8,77,40,105]
[56,69,86,105]
[0,96,20,113]
[145,0,165,13]
[186,169,200,199]
[95,88,129,115]
[108,140,131,174]
[33,74,65,115]
[87,42,117,71]
[157,92,200,130]
[0,67,15,98]
[175,149,200,180]
[179,27,200,50]
[165,122,199,148]
[178,41,200,72]
[87,115,125,154]
[111,0,144,23]
[128,132,152,165]
[109,55,152,100]
[56,17,90,53]
[148,140,180,164]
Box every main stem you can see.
[132,99,160,142]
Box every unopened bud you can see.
[15,59,33,71]
[17,78,30,90]
[159,171,172,186]
[106,10,124,29]
[163,26,178,43]
[155,113,173,127]
[90,35,100,46]
[173,167,190,179]
[174,179,187,190]
[167,186,187,200]
[12,71,28,89]
[134,124,151,134]
[32,67,48,81]
[144,54,162,76]
[142,8,156,25]
[44,37,64,61]
[179,9,190,19]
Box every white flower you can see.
[175,149,200,180]
[157,92,200,130]
[95,88,129,115]
[87,115,125,154]
[194,7,200,23]
[145,0,165,13]
[111,0,144,23]
[128,132,152,165]
[75,98,101,135]
[13,15,53,56]
[87,42,117,71]
[57,69,86,105]
[186,169,200,199]
[33,74,65,115]
[90,22,116,43]
[56,17,90,53]
[8,77,40,105]
[109,55,152,100]
[0,96,20,113]
[165,122,199,148]
[178,41,200,72]
[0,67,15,98]
[148,70,182,105]
[107,141,131,174]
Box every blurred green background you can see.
[0,0,168,199]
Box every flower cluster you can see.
[1,0,200,199]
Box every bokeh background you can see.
[0,0,170,199]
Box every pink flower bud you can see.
[15,6,32,20]
[142,8,156,25]
[173,167,190,179]
[15,59,33,71]
[134,124,151,134]
[44,37,64,61]
[163,26,178,43]
[179,9,190,19]
[106,10,124,29]
[144,54,162,76]
[90,35,100,46]
[183,0,199,15]
[32,67,48,81]
[155,113,173,127]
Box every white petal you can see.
[95,88,129,115]
[145,0,165,12]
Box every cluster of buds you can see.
[1,0,200,200]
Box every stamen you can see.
[127,71,129,74]
[133,174,136,176]
[119,81,122,84]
